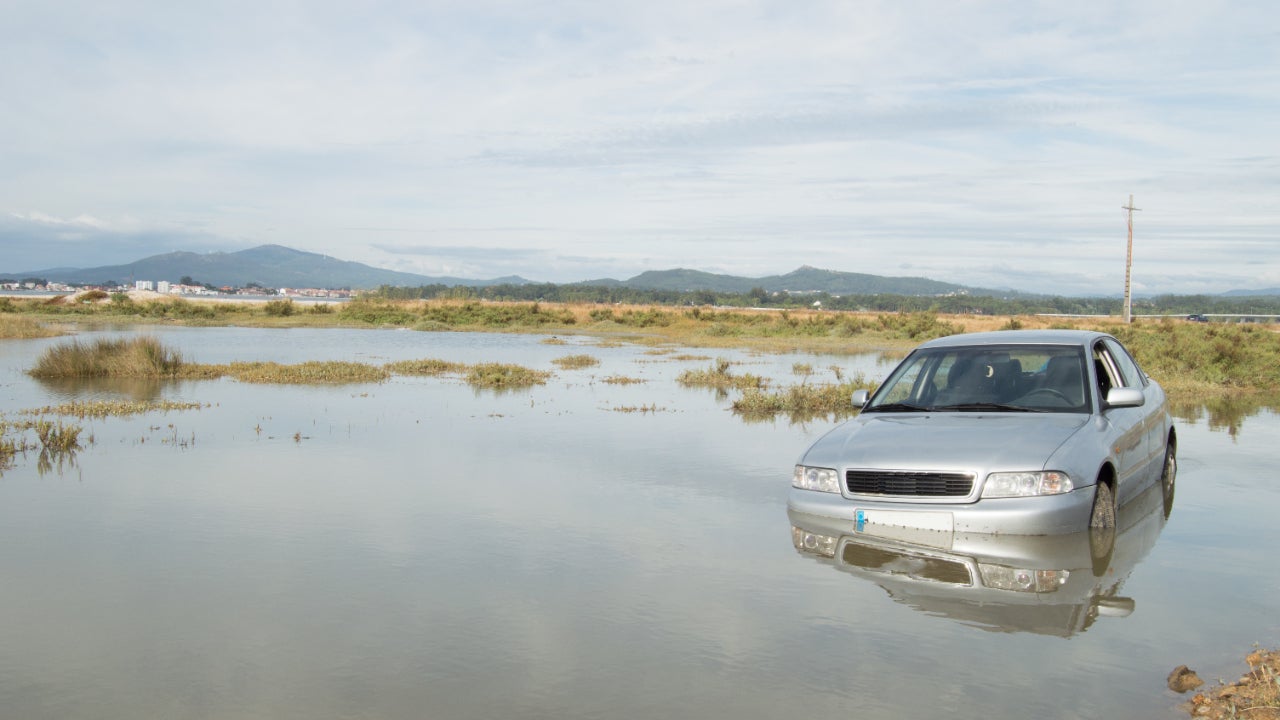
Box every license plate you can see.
[855,508,954,534]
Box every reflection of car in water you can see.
[788,470,1174,637]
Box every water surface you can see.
[1,327,1276,719]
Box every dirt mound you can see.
[1179,649,1280,719]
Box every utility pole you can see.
[1122,194,1141,323]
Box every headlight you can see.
[981,471,1074,498]
[978,564,1070,593]
[793,465,840,493]
[791,527,838,557]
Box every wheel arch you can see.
[1095,462,1116,491]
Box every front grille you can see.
[845,470,973,497]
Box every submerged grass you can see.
[214,361,390,385]
[602,375,646,385]
[385,358,469,376]
[22,399,206,419]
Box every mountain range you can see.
[5,244,1278,298]
[3,244,994,296]
[5,245,530,290]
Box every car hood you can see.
[800,412,1091,472]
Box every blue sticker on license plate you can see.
[855,509,866,532]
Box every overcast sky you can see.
[2,1,1277,295]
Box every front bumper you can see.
[786,484,1096,536]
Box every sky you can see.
[2,1,1278,296]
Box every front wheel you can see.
[1161,439,1177,517]
[1090,481,1116,529]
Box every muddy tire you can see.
[1089,481,1116,529]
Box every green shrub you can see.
[264,299,296,317]
[732,379,870,421]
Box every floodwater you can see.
[0,327,1276,719]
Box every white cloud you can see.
[1,0,1277,293]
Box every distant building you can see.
[135,280,154,291]
[157,280,172,294]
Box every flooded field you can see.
[1,327,1277,719]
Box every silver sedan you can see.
[789,330,1176,535]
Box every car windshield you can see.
[865,344,1092,413]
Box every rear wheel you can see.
[1089,481,1116,529]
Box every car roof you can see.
[917,329,1112,349]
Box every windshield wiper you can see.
[932,402,1046,413]
[866,402,931,412]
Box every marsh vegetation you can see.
[7,295,1280,414]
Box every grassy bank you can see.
[8,295,1280,399]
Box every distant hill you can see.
[4,245,534,290]
[578,265,1000,297]
[1220,287,1280,297]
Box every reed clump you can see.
[30,337,185,378]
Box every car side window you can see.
[1103,338,1148,387]
[1092,342,1135,392]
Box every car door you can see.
[1103,337,1167,485]
[1093,340,1149,506]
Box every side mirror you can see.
[1095,597,1136,618]
[851,389,870,408]
[1104,388,1144,409]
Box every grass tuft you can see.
[552,354,600,370]
[465,363,552,389]
[677,358,766,390]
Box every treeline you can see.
[367,283,1280,317]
